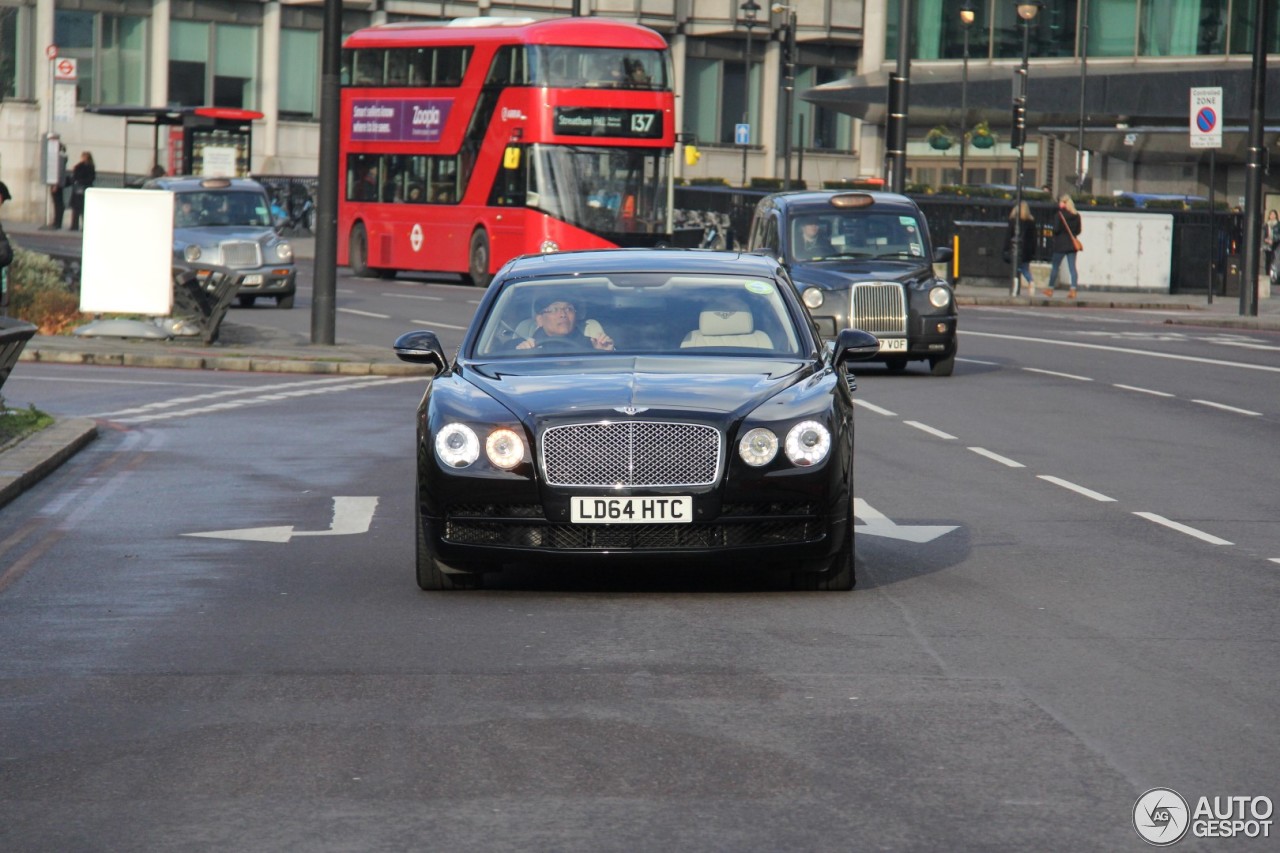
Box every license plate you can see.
[571,496,693,524]
[878,337,908,352]
[242,274,264,286]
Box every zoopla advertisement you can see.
[350,98,453,143]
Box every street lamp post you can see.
[773,4,798,190]
[740,0,760,187]
[1011,1,1040,297]
[958,2,975,186]
[1076,0,1090,192]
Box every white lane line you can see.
[968,446,1026,468]
[382,292,444,301]
[853,399,897,417]
[1113,383,1175,398]
[6,375,244,389]
[86,376,385,418]
[1023,367,1093,381]
[1191,399,1262,416]
[338,308,391,319]
[1270,558,1280,566]
[1134,512,1233,546]
[410,319,470,330]
[904,420,956,440]
[963,330,1280,374]
[957,357,1001,365]
[1037,475,1116,502]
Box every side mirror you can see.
[393,330,448,371]
[833,328,880,365]
[933,245,953,264]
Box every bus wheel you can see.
[468,230,491,288]
[349,223,375,278]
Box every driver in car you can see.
[516,293,614,351]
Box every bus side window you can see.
[386,49,410,86]
[355,49,384,85]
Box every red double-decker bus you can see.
[338,17,675,285]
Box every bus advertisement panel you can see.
[339,17,676,285]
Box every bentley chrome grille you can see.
[219,241,263,269]
[850,282,907,335]
[541,421,721,487]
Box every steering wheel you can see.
[535,335,593,352]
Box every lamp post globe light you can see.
[958,1,976,186]
[740,0,761,187]
[1010,0,1040,296]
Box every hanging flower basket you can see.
[926,127,954,151]
[969,121,997,149]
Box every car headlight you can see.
[276,242,294,262]
[183,244,202,262]
[802,287,825,309]
[485,428,525,470]
[435,423,480,468]
[928,285,951,309]
[738,427,779,467]
[785,420,831,467]
[540,240,559,254]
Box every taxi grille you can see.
[541,421,721,487]
[850,283,907,335]
[219,241,263,269]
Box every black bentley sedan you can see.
[393,249,880,591]
[747,191,958,376]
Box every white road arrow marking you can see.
[853,498,957,543]
[184,496,379,543]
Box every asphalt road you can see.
[1,285,1278,850]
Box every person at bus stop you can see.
[49,143,68,229]
[68,150,96,231]
[1044,194,1082,299]
[1005,201,1037,292]
[515,292,614,351]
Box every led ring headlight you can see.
[785,420,831,467]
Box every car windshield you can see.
[473,273,804,358]
[175,191,273,228]
[790,210,928,263]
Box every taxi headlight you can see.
[276,242,294,261]
[435,423,480,468]
[928,285,951,309]
[802,287,825,309]
[540,240,559,254]
[738,427,779,467]
[785,420,831,467]
[485,428,525,470]
[183,244,202,262]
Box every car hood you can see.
[461,356,813,424]
[788,258,932,289]
[173,226,277,245]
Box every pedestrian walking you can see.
[49,143,68,229]
[1005,201,1037,292]
[68,150,96,231]
[0,181,13,314]
[1045,194,1082,299]
[1263,209,1279,274]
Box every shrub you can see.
[6,247,88,335]
[688,177,730,187]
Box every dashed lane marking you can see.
[904,420,956,440]
[411,319,470,330]
[1023,367,1093,381]
[853,399,897,417]
[968,447,1026,468]
[338,308,391,319]
[1113,383,1175,397]
[1191,399,1262,416]
[1134,512,1233,546]
[382,292,444,301]
[963,330,1280,374]
[1037,475,1116,502]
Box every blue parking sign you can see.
[735,123,750,146]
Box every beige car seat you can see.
[680,309,773,349]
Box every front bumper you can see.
[232,267,296,297]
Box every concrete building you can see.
[0,0,864,224]
[806,0,1280,203]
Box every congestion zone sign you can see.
[1190,87,1222,149]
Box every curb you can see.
[17,347,432,376]
[0,418,98,510]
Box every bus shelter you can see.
[85,106,264,183]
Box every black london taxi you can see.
[747,190,957,376]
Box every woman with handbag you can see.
[68,150,96,232]
[1044,194,1082,299]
